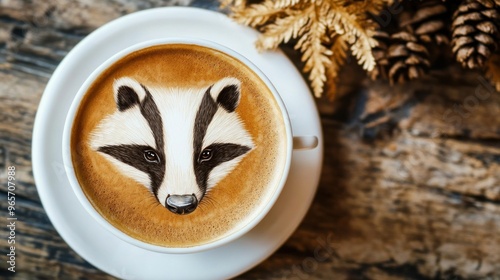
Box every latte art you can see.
[90,77,254,214]
[70,44,287,247]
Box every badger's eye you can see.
[199,149,213,162]
[144,150,160,163]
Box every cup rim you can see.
[61,37,293,254]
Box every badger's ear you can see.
[113,77,148,111]
[209,77,241,113]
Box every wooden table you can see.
[1,1,499,279]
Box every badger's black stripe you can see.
[216,85,239,113]
[194,143,251,188]
[140,86,164,154]
[116,86,139,111]
[192,86,252,191]
[205,144,251,162]
[138,85,165,196]
[98,144,165,191]
[193,87,218,191]
[99,84,165,198]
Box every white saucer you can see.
[32,7,323,279]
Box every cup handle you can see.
[293,136,319,150]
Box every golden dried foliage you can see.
[486,54,500,92]
[223,0,390,98]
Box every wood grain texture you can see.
[1,0,500,279]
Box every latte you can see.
[70,44,288,247]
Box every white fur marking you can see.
[149,86,204,205]
[101,154,151,187]
[202,110,254,190]
[90,106,156,150]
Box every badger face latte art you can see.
[69,44,288,247]
[90,76,254,215]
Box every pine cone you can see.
[370,30,390,80]
[452,0,500,69]
[386,31,431,84]
[401,0,450,45]
[486,53,500,92]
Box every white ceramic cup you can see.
[62,38,318,254]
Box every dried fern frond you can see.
[327,6,377,71]
[224,0,388,98]
[295,3,333,97]
[256,8,311,49]
[273,0,303,10]
[220,0,246,9]
[485,53,500,92]
[326,36,348,99]
[330,36,349,76]
[230,1,285,27]
[348,0,394,16]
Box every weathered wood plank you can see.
[239,121,500,279]
[0,0,194,32]
[0,70,46,202]
[0,193,113,279]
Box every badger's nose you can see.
[165,194,198,215]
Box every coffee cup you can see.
[62,38,318,254]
